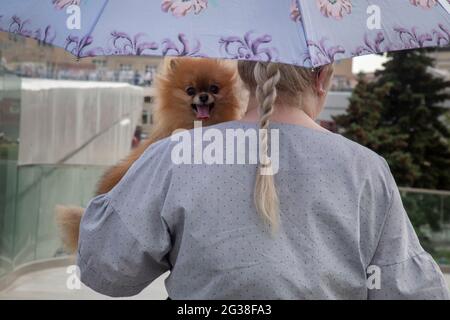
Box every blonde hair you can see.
[238,61,334,233]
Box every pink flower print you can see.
[161,0,208,17]
[161,0,173,13]
[290,0,301,22]
[409,0,437,9]
[52,0,80,10]
[316,0,352,20]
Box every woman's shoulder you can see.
[333,133,388,167]
[139,132,181,161]
[332,133,393,182]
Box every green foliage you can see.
[334,49,450,236]
[432,248,450,266]
[0,143,18,160]
[335,49,450,190]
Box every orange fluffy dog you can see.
[56,57,241,253]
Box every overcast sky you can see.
[352,54,388,74]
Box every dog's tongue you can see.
[196,105,210,119]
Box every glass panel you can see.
[5,163,108,269]
[401,190,450,266]
[13,166,41,266]
[35,165,106,260]
[0,68,21,278]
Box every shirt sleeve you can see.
[77,139,173,297]
[367,161,450,300]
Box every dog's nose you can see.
[199,94,209,103]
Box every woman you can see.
[77,61,449,299]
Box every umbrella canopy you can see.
[0,0,449,67]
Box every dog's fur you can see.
[55,57,242,253]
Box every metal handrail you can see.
[399,187,450,196]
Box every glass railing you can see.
[0,162,108,279]
[0,68,21,279]
[400,187,450,266]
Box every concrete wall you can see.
[18,79,143,166]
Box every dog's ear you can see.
[169,58,180,72]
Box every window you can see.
[119,64,132,71]
[142,110,149,124]
[144,96,153,104]
[145,65,156,73]
[93,59,106,68]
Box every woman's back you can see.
[78,120,449,299]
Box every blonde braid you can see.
[254,62,281,233]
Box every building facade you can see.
[1,31,354,86]
[1,31,355,135]
[0,32,161,84]
[331,59,354,91]
[431,47,450,72]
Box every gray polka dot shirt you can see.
[77,121,450,299]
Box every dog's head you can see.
[155,57,241,128]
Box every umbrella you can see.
[0,0,449,67]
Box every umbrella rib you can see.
[294,0,315,68]
[80,0,110,58]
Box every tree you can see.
[334,73,419,186]
[335,49,450,190]
[374,50,450,190]
[334,50,450,240]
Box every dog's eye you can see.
[209,85,220,94]
[186,87,196,96]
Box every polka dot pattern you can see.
[77,121,450,300]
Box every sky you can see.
[352,54,388,74]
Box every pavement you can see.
[1,268,449,300]
[0,267,169,300]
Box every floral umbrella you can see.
[0,0,449,67]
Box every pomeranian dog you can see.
[56,57,242,253]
